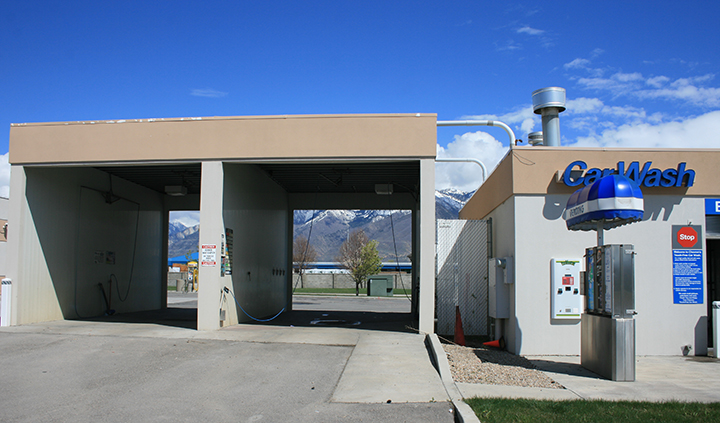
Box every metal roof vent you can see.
[532,87,566,147]
[528,132,544,146]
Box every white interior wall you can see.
[513,194,707,356]
[10,166,164,324]
[222,163,289,325]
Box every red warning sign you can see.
[201,244,217,266]
[677,227,698,249]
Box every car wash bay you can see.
[10,160,425,331]
[5,114,438,335]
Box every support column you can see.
[418,159,436,334]
[286,208,294,311]
[160,204,169,309]
[6,165,27,326]
[411,209,419,319]
[198,161,225,331]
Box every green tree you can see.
[336,229,383,296]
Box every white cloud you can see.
[435,131,509,191]
[564,58,591,70]
[569,110,720,149]
[635,75,720,107]
[496,39,522,51]
[590,48,604,59]
[565,97,603,114]
[645,75,670,88]
[517,26,544,36]
[461,105,538,140]
[0,153,9,198]
[613,72,643,83]
[190,88,229,98]
[573,68,720,108]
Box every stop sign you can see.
[677,227,698,248]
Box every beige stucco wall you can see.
[9,114,437,165]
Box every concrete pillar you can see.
[286,208,294,311]
[411,208,418,318]
[418,159,436,334]
[197,161,225,331]
[160,204,169,309]
[6,165,27,326]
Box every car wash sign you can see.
[672,225,703,305]
[562,161,696,188]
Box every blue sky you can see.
[2,0,719,205]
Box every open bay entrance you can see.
[8,114,438,335]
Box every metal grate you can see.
[436,219,489,336]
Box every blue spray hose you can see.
[220,203,319,323]
[223,287,286,322]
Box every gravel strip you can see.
[443,343,564,389]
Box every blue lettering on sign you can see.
[562,161,695,188]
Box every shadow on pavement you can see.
[76,307,198,329]
[529,358,604,380]
[73,295,416,333]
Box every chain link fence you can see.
[436,219,489,336]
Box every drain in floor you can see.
[310,319,361,326]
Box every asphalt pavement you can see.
[0,294,455,423]
[5,292,718,423]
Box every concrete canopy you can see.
[6,114,438,333]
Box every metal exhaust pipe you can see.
[532,87,566,147]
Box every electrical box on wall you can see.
[488,257,513,319]
[551,258,582,319]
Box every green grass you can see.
[167,285,177,291]
[466,398,720,423]
[293,287,411,296]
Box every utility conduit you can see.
[435,158,487,182]
[436,119,517,184]
[437,120,517,150]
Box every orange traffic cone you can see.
[483,337,505,349]
[454,306,466,346]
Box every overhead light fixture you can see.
[165,185,188,196]
[375,184,393,195]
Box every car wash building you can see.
[2,114,438,333]
[459,90,720,357]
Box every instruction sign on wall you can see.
[222,228,233,276]
[201,244,217,267]
[672,225,703,304]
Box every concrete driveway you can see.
[0,295,454,422]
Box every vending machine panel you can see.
[551,258,582,319]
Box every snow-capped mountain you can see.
[168,221,200,258]
[293,189,474,260]
[168,189,475,261]
[435,188,476,219]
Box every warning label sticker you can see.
[201,244,217,266]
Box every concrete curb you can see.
[426,334,481,423]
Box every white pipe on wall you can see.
[435,157,487,182]
[437,120,517,150]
